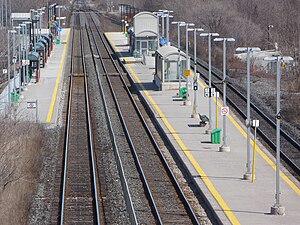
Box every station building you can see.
[129,12,159,55]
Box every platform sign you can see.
[204,87,215,97]
[27,101,37,109]
[221,107,229,116]
[2,69,7,74]
[184,69,191,76]
[22,59,30,66]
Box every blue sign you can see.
[58,26,62,32]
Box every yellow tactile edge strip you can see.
[106,32,300,225]
[46,28,71,123]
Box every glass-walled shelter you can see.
[154,45,187,90]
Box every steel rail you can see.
[190,59,300,175]
[59,21,74,225]
[91,13,200,223]
[195,58,300,151]
[81,17,101,225]
[59,13,101,225]
[88,14,164,224]
[85,19,138,224]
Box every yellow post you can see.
[215,92,219,128]
[252,139,257,183]
[251,124,258,183]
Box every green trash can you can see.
[211,128,222,144]
[11,92,20,102]
[56,39,60,44]
[179,87,187,99]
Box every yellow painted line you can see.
[106,32,240,224]
[127,65,241,225]
[107,33,300,224]
[46,29,71,123]
[197,78,300,195]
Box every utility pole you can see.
[200,32,219,133]
[214,37,235,152]
[264,55,293,215]
[236,47,261,179]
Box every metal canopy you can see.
[28,52,40,61]
[155,45,186,60]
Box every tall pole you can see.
[12,29,16,103]
[1,0,3,26]
[208,34,212,131]
[161,15,165,38]
[58,6,61,42]
[21,24,26,88]
[17,27,22,92]
[166,13,169,43]
[25,22,29,84]
[215,38,235,152]
[245,49,251,179]
[191,28,203,118]
[184,24,193,105]
[7,30,11,107]
[275,57,281,207]
[178,24,181,92]
[5,0,7,26]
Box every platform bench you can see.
[199,114,209,127]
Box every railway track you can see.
[58,12,101,224]
[85,12,201,225]
[192,57,300,177]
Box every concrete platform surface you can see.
[0,29,70,125]
[106,32,300,225]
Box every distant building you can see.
[129,12,159,55]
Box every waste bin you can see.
[211,128,222,144]
[11,92,19,102]
[133,50,140,58]
[179,87,187,99]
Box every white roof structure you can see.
[11,13,31,20]
[133,12,158,37]
[156,45,187,60]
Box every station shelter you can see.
[153,45,187,90]
[41,34,54,55]
[50,21,59,37]
[129,12,159,55]
[34,43,46,68]
[28,51,40,82]
[38,38,49,63]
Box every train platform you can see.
[106,32,300,225]
[0,29,70,125]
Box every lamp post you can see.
[171,21,185,94]
[236,47,261,179]
[187,28,204,116]
[56,5,64,43]
[200,32,219,132]
[38,8,45,38]
[12,27,17,104]
[214,37,235,152]
[21,24,26,89]
[264,55,293,215]
[7,29,17,108]
[15,26,22,92]
[153,12,163,38]
[183,22,194,105]
[24,21,31,85]
[159,10,173,44]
